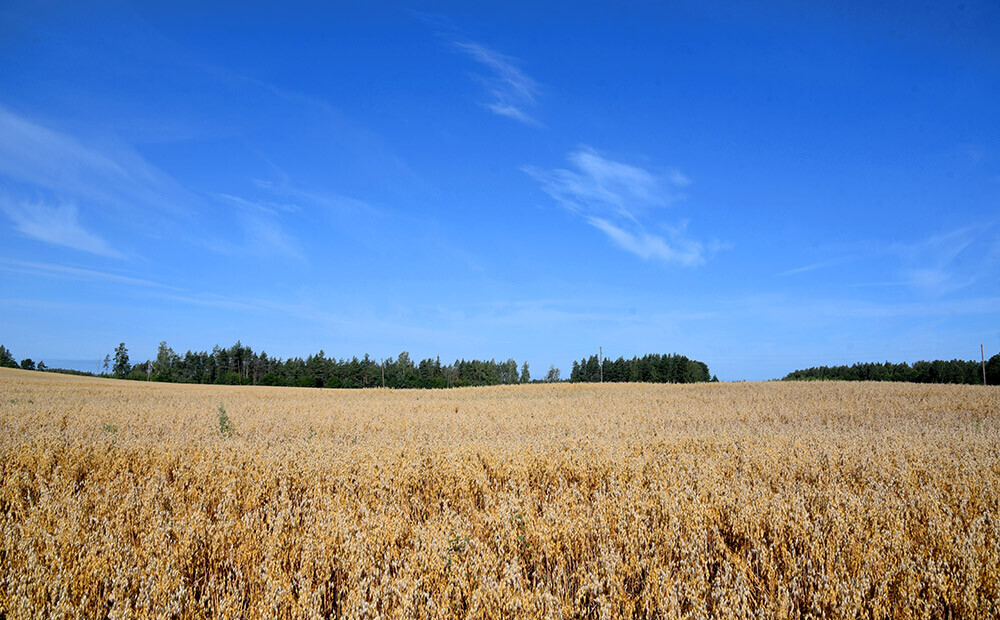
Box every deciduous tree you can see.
[0,345,17,368]
[113,343,130,378]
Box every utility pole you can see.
[983,344,987,386]
[599,346,603,383]
[381,358,385,388]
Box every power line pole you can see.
[599,345,603,383]
[381,358,385,388]
[983,344,987,386]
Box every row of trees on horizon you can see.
[0,345,49,372]
[5,342,997,387]
[99,341,539,388]
[570,353,716,384]
[92,341,716,388]
[783,356,1000,385]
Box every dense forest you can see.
[102,341,533,389]
[3,341,707,389]
[783,355,1000,385]
[570,353,715,383]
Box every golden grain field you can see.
[1,367,999,619]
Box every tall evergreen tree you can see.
[112,343,130,378]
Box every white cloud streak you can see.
[889,226,982,295]
[586,217,705,266]
[0,198,123,258]
[218,182,382,262]
[778,225,996,293]
[0,105,210,259]
[0,105,191,220]
[454,42,540,126]
[238,212,305,262]
[206,194,305,262]
[526,147,715,266]
[0,258,179,289]
[752,294,1000,322]
[775,257,857,277]
[0,107,337,263]
[216,193,301,216]
[525,147,690,220]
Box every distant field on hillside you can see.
[1,368,998,618]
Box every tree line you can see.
[8,340,997,387]
[112,342,715,388]
[570,353,716,384]
[1,341,714,389]
[99,341,538,389]
[782,355,1000,385]
[0,345,52,372]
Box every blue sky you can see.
[1,1,998,380]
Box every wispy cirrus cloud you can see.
[216,177,385,262]
[0,105,206,259]
[217,192,301,216]
[778,224,997,295]
[776,256,858,277]
[0,198,123,258]
[454,42,541,126]
[525,147,689,220]
[0,105,192,221]
[586,216,707,266]
[744,292,1000,323]
[525,147,716,266]
[250,179,381,218]
[889,226,983,295]
[213,193,304,261]
[0,106,335,263]
[0,258,178,289]
[239,212,304,262]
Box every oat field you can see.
[1,367,998,619]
